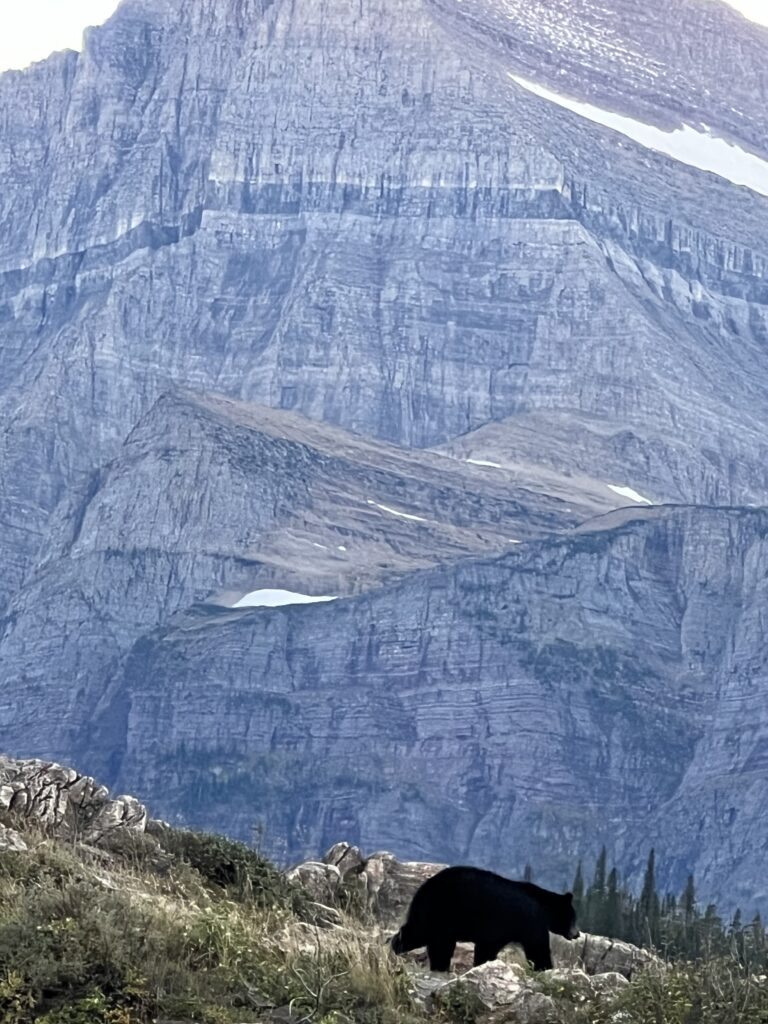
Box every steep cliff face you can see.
[112,505,768,911]
[2,390,588,767]
[2,0,768,913]
[2,0,768,608]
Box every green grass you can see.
[0,829,419,1024]
[4,828,768,1024]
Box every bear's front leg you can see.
[522,928,553,971]
[427,938,457,971]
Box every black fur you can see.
[390,865,580,972]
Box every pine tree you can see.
[751,913,766,964]
[586,847,608,935]
[699,903,725,957]
[605,866,622,937]
[593,846,607,893]
[638,849,661,947]
[681,874,696,923]
[572,860,585,913]
[729,908,744,963]
[523,863,534,883]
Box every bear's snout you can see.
[569,927,581,940]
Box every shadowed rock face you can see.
[0,391,583,767]
[112,506,768,911]
[1,0,768,913]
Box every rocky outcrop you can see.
[430,962,558,1021]
[550,934,658,980]
[0,755,148,845]
[0,823,27,853]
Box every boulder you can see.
[433,961,558,1022]
[286,860,342,905]
[0,823,27,853]
[589,971,632,996]
[322,842,366,877]
[552,932,660,978]
[0,755,148,846]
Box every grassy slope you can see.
[1,827,767,1024]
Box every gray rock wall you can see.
[113,506,768,911]
[2,0,768,915]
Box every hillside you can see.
[2,755,767,1024]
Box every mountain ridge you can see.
[2,0,768,913]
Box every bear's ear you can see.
[564,891,574,902]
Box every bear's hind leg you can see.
[473,941,504,967]
[427,938,457,972]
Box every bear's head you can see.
[550,891,580,940]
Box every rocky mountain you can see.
[1,0,768,911]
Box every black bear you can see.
[390,865,580,972]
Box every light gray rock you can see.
[0,823,28,853]
[286,861,342,904]
[588,972,631,996]
[322,842,366,878]
[540,967,594,1001]
[0,755,148,845]
[437,961,530,1006]
[434,961,559,1021]
[551,933,660,978]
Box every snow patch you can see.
[467,458,502,468]
[607,484,654,506]
[233,590,338,609]
[509,74,768,197]
[367,500,428,523]
[337,545,348,552]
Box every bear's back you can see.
[408,865,544,938]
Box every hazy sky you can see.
[0,0,766,73]
[0,1,121,73]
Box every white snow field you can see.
[366,499,428,522]
[233,590,338,609]
[607,484,654,505]
[510,74,768,197]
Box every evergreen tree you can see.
[593,846,607,893]
[605,866,622,937]
[523,863,534,883]
[681,874,696,923]
[699,903,725,958]
[751,913,766,963]
[638,849,661,947]
[586,847,608,935]
[572,860,585,916]
[729,908,744,963]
